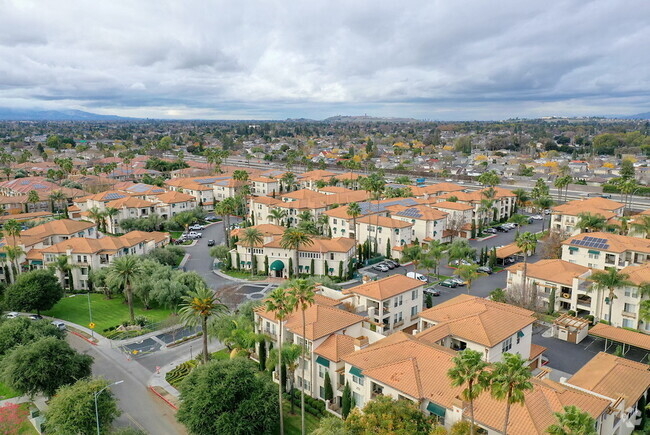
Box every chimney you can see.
[354,336,369,351]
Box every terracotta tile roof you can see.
[357,215,413,228]
[22,219,96,237]
[552,197,624,217]
[313,294,341,307]
[231,224,286,238]
[40,231,168,255]
[106,196,156,209]
[77,190,130,203]
[431,201,474,211]
[343,274,424,300]
[264,236,356,253]
[417,295,535,347]
[0,211,53,223]
[421,182,466,194]
[297,169,336,181]
[281,189,327,201]
[495,243,522,259]
[394,205,448,221]
[589,323,650,351]
[314,334,356,362]
[318,186,350,194]
[620,263,650,286]
[154,191,196,204]
[257,303,364,341]
[251,196,283,206]
[563,232,650,254]
[507,259,591,287]
[569,352,650,404]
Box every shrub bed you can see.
[166,360,199,387]
[285,389,327,418]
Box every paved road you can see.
[67,334,187,435]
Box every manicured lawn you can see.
[212,348,231,360]
[221,269,267,281]
[17,403,39,435]
[0,381,20,399]
[43,293,172,332]
[280,400,321,435]
[170,231,183,239]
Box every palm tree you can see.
[267,344,302,415]
[87,207,106,232]
[454,264,484,295]
[576,212,607,234]
[401,244,423,272]
[447,349,489,435]
[478,198,495,226]
[4,219,21,248]
[281,172,297,192]
[631,215,650,238]
[179,284,227,364]
[215,197,237,247]
[638,300,650,330]
[4,245,23,284]
[553,176,571,203]
[618,177,638,212]
[420,251,439,282]
[288,279,315,435]
[280,228,314,277]
[268,209,288,226]
[174,212,195,236]
[103,207,119,233]
[489,353,534,435]
[26,190,40,212]
[107,256,143,323]
[508,213,530,237]
[297,210,312,223]
[546,405,597,435]
[241,228,264,276]
[512,188,530,212]
[588,268,634,324]
[265,288,293,435]
[447,239,476,266]
[515,232,538,308]
[534,196,554,232]
[48,190,66,214]
[316,214,329,236]
[346,202,361,240]
[51,255,74,292]
[428,240,445,279]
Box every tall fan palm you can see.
[266,344,302,415]
[515,232,538,307]
[241,228,264,276]
[268,208,288,226]
[26,190,40,212]
[103,207,119,233]
[4,219,21,248]
[447,239,476,265]
[638,300,650,330]
[51,255,74,292]
[87,207,106,232]
[553,176,571,203]
[546,405,597,435]
[534,196,554,232]
[288,279,315,435]
[508,213,530,237]
[4,245,23,284]
[512,188,530,212]
[346,202,361,240]
[280,228,314,277]
[265,288,294,435]
[281,172,297,192]
[489,353,534,435]
[179,284,227,364]
[401,244,423,272]
[576,212,607,233]
[427,240,445,279]
[107,256,143,323]
[215,196,237,247]
[48,190,66,214]
[588,268,634,324]
[447,349,489,435]
[631,215,650,239]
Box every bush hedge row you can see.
[165,360,199,387]
[284,389,327,418]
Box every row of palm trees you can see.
[86,206,119,233]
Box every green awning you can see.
[349,366,363,377]
[246,261,251,265]
[569,247,579,252]
[588,250,600,255]
[517,330,525,338]
[270,260,284,271]
[316,356,330,368]
[427,402,446,418]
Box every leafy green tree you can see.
[489,288,507,303]
[447,349,489,434]
[345,395,433,434]
[447,239,476,265]
[489,353,533,435]
[176,358,278,435]
[179,283,227,364]
[576,212,607,233]
[311,416,347,435]
[588,268,634,325]
[280,228,314,277]
[401,244,423,272]
[342,382,353,419]
[0,317,64,357]
[324,371,334,402]
[107,256,143,323]
[50,255,74,291]
[454,264,484,295]
[45,378,121,435]
[0,337,92,398]
[546,405,597,435]
[477,170,500,187]
[4,269,64,314]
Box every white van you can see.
[406,272,428,283]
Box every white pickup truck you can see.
[187,231,203,239]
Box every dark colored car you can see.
[207,240,216,247]
[425,287,441,296]
[495,226,509,232]
[28,314,43,321]
[477,266,493,274]
[380,261,396,270]
[484,227,497,234]
[439,279,458,288]
[385,259,400,268]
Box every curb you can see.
[148,386,178,410]
[212,269,248,282]
[69,330,98,346]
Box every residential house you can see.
[551,197,625,235]
[562,232,650,270]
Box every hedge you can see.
[165,360,199,387]
[285,389,327,418]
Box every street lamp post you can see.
[95,380,123,435]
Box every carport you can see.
[588,322,650,359]
[495,243,523,266]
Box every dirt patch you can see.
[215,283,246,309]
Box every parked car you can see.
[505,256,516,264]
[51,321,66,331]
[484,227,497,234]
[449,259,472,267]
[503,223,516,229]
[385,259,400,268]
[207,239,215,247]
[5,312,20,319]
[379,261,395,270]
[189,224,205,231]
[495,225,509,232]
[449,277,466,286]
[424,287,441,296]
[372,264,389,272]
[477,266,493,274]
[439,279,458,288]
[531,215,543,220]
[188,231,203,239]
[28,314,43,321]
[205,216,218,222]
[406,271,428,282]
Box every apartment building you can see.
[562,232,650,270]
[393,205,448,244]
[436,187,516,225]
[341,274,425,334]
[355,215,414,257]
[416,295,543,366]
[607,263,650,330]
[551,197,625,235]
[165,176,225,209]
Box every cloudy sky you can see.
[1,0,648,120]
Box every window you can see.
[353,392,362,406]
[502,337,513,353]
[319,386,325,399]
[394,312,403,323]
[624,303,636,313]
[625,288,639,298]
[623,319,634,328]
[318,364,326,379]
[411,306,418,317]
[394,295,403,307]
[352,375,364,386]
[333,219,338,224]
[411,289,418,300]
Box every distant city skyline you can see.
[1,0,648,120]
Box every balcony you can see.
[393,320,404,328]
[622,311,637,319]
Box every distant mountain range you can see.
[616,112,650,120]
[0,108,132,121]
[323,115,420,123]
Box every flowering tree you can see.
[0,403,27,435]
